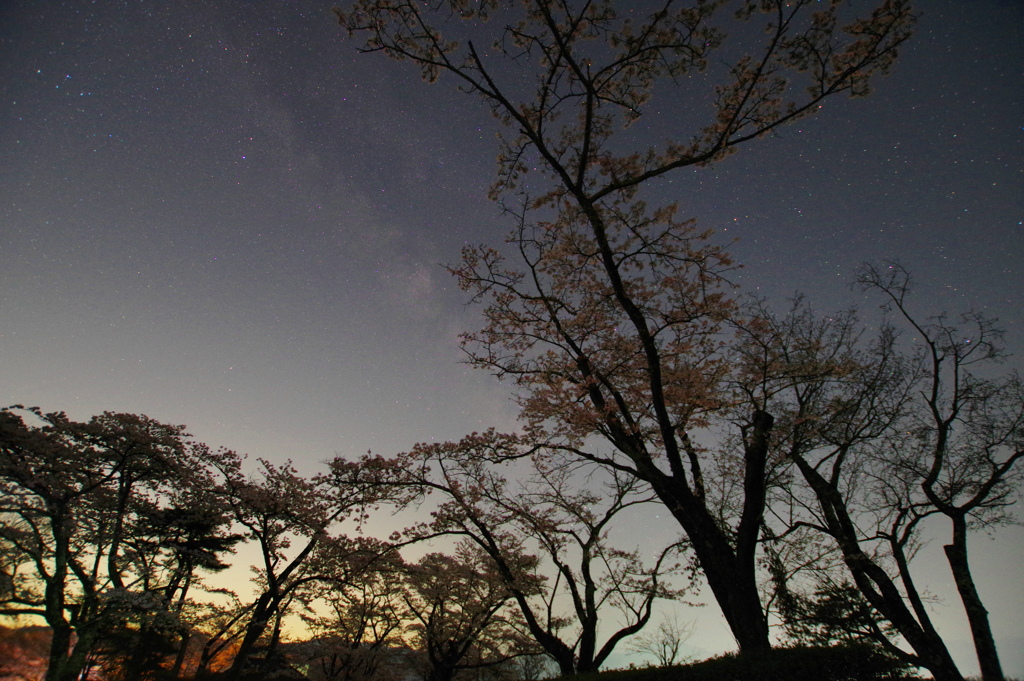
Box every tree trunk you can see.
[944,516,1004,681]
[659,485,771,652]
[695,535,771,652]
[651,411,773,653]
[502,579,578,676]
[226,593,275,681]
[171,631,192,678]
[425,662,458,681]
[50,626,101,681]
[791,455,964,681]
[44,513,74,681]
[266,608,285,662]
[44,622,73,681]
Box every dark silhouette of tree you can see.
[402,542,534,681]
[626,613,693,667]
[737,277,1021,681]
[733,297,963,681]
[191,594,255,677]
[855,262,1021,681]
[212,453,410,681]
[107,494,242,680]
[346,434,691,676]
[777,581,897,648]
[293,556,407,681]
[0,408,235,681]
[333,0,914,653]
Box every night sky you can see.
[1,0,1022,674]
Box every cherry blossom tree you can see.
[402,542,536,681]
[212,455,343,678]
[333,0,915,653]
[0,408,232,681]
[0,410,411,681]
[293,556,408,681]
[736,279,1022,681]
[213,454,408,680]
[350,433,693,676]
[731,297,963,681]
[855,262,1022,681]
[121,489,243,678]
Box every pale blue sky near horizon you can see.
[1,0,1022,676]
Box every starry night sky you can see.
[1,0,1022,673]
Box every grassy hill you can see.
[567,645,920,681]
